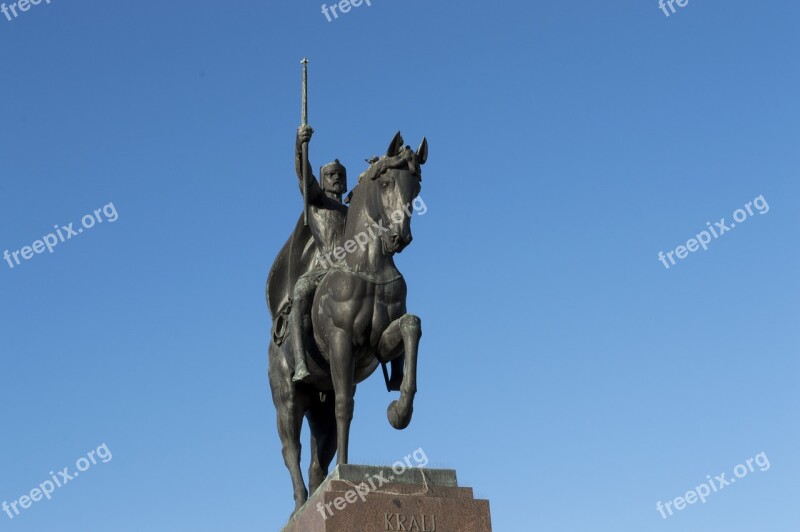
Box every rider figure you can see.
[290,124,348,382]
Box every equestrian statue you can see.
[265,59,429,515]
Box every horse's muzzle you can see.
[387,232,412,253]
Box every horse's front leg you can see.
[378,314,421,430]
[328,327,355,465]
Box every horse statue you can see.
[266,132,428,514]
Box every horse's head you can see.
[358,132,428,255]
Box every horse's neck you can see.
[343,189,399,279]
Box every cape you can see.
[266,213,318,318]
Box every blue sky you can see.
[1,1,798,530]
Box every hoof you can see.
[291,493,308,516]
[387,400,413,430]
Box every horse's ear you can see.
[416,137,428,165]
[387,131,404,157]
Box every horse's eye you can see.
[381,180,390,189]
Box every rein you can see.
[327,262,404,285]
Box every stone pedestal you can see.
[282,464,492,531]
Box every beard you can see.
[325,181,345,195]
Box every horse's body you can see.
[267,133,427,514]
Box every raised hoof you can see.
[387,399,413,430]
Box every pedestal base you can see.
[282,465,492,531]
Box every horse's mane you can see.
[360,148,422,182]
[345,148,422,205]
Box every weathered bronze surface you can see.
[266,73,428,514]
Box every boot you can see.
[290,299,312,383]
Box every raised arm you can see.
[295,125,323,205]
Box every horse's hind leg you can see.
[269,344,308,513]
[379,314,421,430]
[306,391,337,496]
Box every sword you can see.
[300,58,310,226]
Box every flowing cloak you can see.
[266,213,319,318]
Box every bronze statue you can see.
[265,64,428,514]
